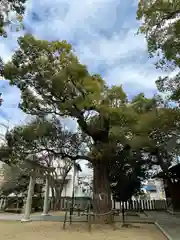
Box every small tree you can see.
[110,146,148,223]
[132,96,180,210]
[0,162,29,196]
[2,117,86,210]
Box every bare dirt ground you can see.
[0,221,166,240]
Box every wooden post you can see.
[69,205,72,225]
[122,203,125,224]
[125,201,127,211]
[113,200,115,209]
[78,207,80,216]
[88,213,92,232]
[86,204,89,221]
[112,211,116,230]
[63,210,68,230]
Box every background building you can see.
[140,179,166,200]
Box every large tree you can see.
[3,35,170,221]
[137,0,180,102]
[1,36,129,220]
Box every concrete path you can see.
[147,211,180,240]
[0,214,23,221]
[0,213,87,222]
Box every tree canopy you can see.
[5,117,86,163]
[0,0,26,37]
[110,146,148,202]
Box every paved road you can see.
[147,211,180,240]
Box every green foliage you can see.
[4,34,178,170]
[0,162,42,196]
[109,145,148,202]
[137,0,180,70]
[131,100,180,174]
[137,0,180,102]
[3,34,180,214]
[4,35,104,120]
[5,117,84,163]
[3,36,140,165]
[156,73,180,102]
[0,0,26,37]
[0,163,26,196]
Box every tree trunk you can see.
[51,186,55,209]
[166,178,180,211]
[54,186,64,211]
[156,149,180,211]
[93,161,112,223]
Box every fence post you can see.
[113,200,115,209]
[134,200,137,211]
[147,200,150,210]
[154,200,156,210]
[125,201,127,211]
[142,200,145,211]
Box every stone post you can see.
[2,198,6,209]
[0,198,3,210]
[21,172,35,222]
[42,174,50,216]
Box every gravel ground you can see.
[0,221,166,240]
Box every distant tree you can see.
[0,163,28,196]
[0,162,43,197]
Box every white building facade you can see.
[47,158,80,198]
[140,179,166,200]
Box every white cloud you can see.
[104,62,161,88]
[0,82,27,130]
[75,28,147,70]
[0,42,12,62]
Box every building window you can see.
[145,185,157,192]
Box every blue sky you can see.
[0,0,172,132]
